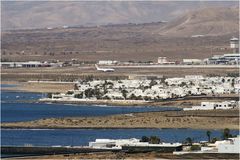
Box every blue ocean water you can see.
[1,88,239,149]
[1,91,43,102]
[2,128,239,147]
[1,102,180,122]
[1,84,18,88]
[1,90,180,122]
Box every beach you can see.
[1,81,74,93]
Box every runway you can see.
[108,64,239,69]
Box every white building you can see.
[183,59,203,65]
[43,76,239,102]
[183,101,238,111]
[202,136,240,154]
[217,136,240,153]
[98,60,118,65]
[0,61,51,68]
[89,138,140,149]
[205,53,240,65]
[158,57,175,64]
[89,138,183,151]
[230,37,239,53]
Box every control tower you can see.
[230,37,239,53]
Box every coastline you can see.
[39,95,239,108]
[2,80,238,108]
[1,81,239,130]
[1,81,73,93]
[2,110,239,130]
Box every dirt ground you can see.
[1,81,74,93]
[1,25,236,62]
[1,66,239,82]
[6,152,240,160]
[2,109,239,130]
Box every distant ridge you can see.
[158,7,239,37]
[1,1,238,30]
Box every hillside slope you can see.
[1,7,239,62]
[1,1,238,30]
[158,7,239,37]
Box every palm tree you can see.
[149,136,160,144]
[223,128,231,140]
[206,130,212,142]
[185,137,193,145]
[121,89,128,100]
[140,136,149,142]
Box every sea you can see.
[1,84,239,148]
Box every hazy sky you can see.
[1,1,238,30]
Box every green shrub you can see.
[190,145,201,151]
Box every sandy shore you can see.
[2,110,239,130]
[39,95,239,108]
[1,81,74,93]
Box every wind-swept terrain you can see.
[2,110,239,130]
[1,6,239,62]
[158,7,239,37]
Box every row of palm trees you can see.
[186,128,235,145]
[206,128,234,142]
[140,128,235,146]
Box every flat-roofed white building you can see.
[98,60,118,65]
[200,136,240,154]
[158,57,175,64]
[89,138,183,152]
[0,61,51,68]
[217,136,240,153]
[205,53,240,65]
[183,101,238,111]
[89,138,140,149]
[183,59,202,65]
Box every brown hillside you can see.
[1,7,239,62]
[158,7,239,37]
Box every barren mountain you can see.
[158,7,239,37]
[1,1,238,30]
[1,7,239,62]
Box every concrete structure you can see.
[89,138,183,153]
[89,138,140,149]
[98,60,118,65]
[183,101,238,111]
[217,136,240,153]
[183,59,202,65]
[157,57,175,64]
[230,37,239,53]
[1,62,23,68]
[205,54,240,65]
[0,61,53,68]
[201,136,240,154]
